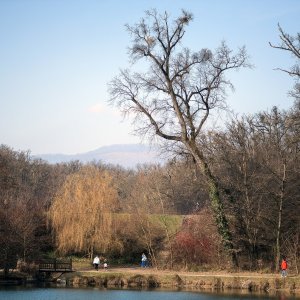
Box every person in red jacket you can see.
[281,257,288,278]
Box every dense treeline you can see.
[0,104,299,274]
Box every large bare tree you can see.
[108,9,250,263]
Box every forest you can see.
[0,10,299,275]
[0,102,299,273]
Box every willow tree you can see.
[49,166,118,258]
[109,9,250,263]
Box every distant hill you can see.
[34,144,164,168]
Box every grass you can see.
[148,214,183,235]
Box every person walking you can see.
[141,253,147,268]
[103,258,108,270]
[93,255,100,271]
[281,257,288,278]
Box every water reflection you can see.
[0,285,297,300]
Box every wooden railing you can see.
[38,259,72,272]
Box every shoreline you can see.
[1,267,299,296]
[57,267,300,296]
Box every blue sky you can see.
[0,0,299,154]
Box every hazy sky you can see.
[1,0,299,155]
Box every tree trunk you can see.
[275,162,286,271]
[187,143,237,266]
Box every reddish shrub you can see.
[172,211,221,267]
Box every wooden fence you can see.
[38,259,72,272]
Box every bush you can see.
[172,212,222,269]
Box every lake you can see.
[0,286,296,300]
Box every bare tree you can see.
[108,9,250,263]
[209,105,300,270]
[270,24,300,100]
[0,145,60,274]
[210,118,269,269]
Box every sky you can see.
[0,0,299,155]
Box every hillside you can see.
[34,144,164,168]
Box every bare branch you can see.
[270,24,300,99]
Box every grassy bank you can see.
[55,267,300,297]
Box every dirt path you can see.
[76,266,283,279]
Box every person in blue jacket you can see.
[141,253,147,268]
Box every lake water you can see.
[0,286,297,300]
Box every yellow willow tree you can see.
[49,165,118,258]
